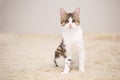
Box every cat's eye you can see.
[72,19,75,22]
[65,20,69,23]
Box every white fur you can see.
[61,18,86,74]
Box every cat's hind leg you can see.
[54,40,66,67]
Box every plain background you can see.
[0,0,120,34]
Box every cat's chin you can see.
[66,26,73,29]
[68,27,72,29]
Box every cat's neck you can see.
[61,25,83,42]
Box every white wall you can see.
[0,0,120,34]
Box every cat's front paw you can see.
[79,65,85,72]
[81,69,85,72]
[79,68,85,72]
[61,71,69,75]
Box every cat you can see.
[54,8,86,74]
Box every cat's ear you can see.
[73,8,80,16]
[60,8,67,17]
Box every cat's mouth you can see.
[69,26,72,29]
[69,24,72,29]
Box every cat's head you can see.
[60,8,80,29]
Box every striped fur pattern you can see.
[54,40,67,67]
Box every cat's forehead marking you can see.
[67,13,73,19]
[67,13,73,24]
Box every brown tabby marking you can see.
[54,40,66,67]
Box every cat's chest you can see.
[62,27,83,42]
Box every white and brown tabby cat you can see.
[54,8,86,74]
